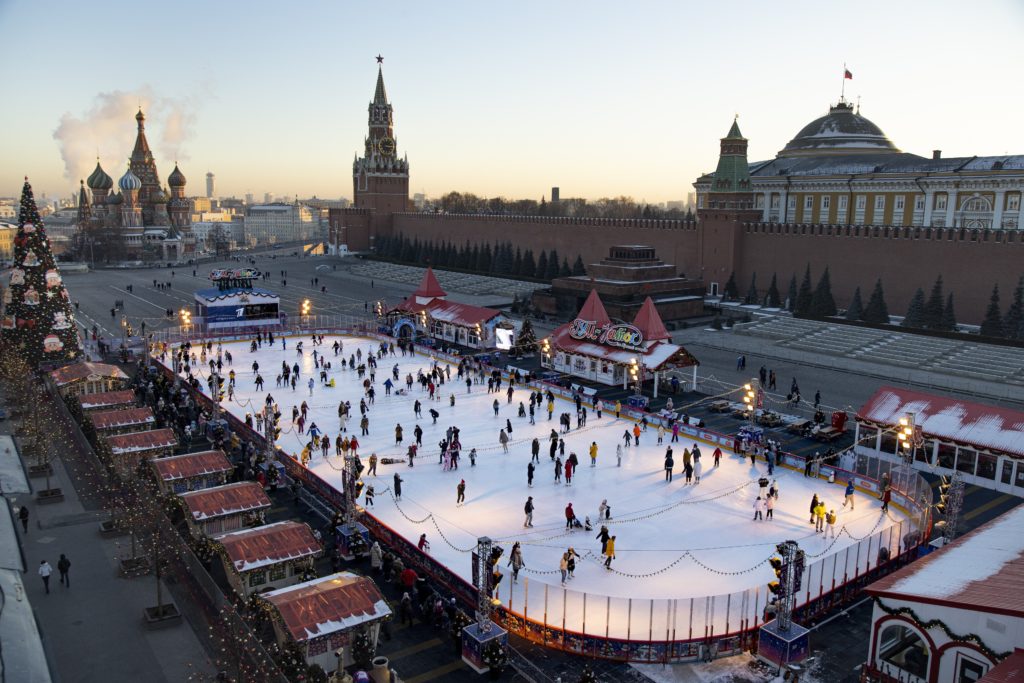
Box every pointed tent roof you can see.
[632,297,670,341]
[725,118,745,140]
[132,108,152,157]
[412,267,446,299]
[576,289,611,325]
[373,66,388,105]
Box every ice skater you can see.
[664,448,674,482]
[524,497,534,527]
[753,495,765,520]
[394,473,403,500]
[456,479,466,506]
[508,543,525,582]
[527,462,535,487]
[603,536,616,569]
[589,442,598,467]
[843,480,855,509]
[824,509,836,538]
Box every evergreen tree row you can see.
[374,233,585,281]
[979,275,1024,340]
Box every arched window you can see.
[961,196,992,212]
[879,624,930,679]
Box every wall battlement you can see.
[394,212,697,231]
[743,221,1024,245]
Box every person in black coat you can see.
[394,473,403,500]
[596,525,610,554]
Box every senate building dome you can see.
[778,101,899,157]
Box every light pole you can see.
[178,307,191,342]
[897,412,916,465]
[743,379,759,426]
[301,299,311,328]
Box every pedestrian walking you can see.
[57,554,71,587]
[39,560,52,594]
[18,505,29,534]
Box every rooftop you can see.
[104,428,178,455]
[215,521,321,573]
[868,505,1024,618]
[152,449,232,482]
[50,362,128,387]
[79,389,137,410]
[89,407,155,432]
[179,481,271,521]
[857,386,1024,457]
[262,572,391,642]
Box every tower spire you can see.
[373,62,388,105]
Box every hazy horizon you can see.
[1,0,1022,204]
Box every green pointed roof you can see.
[725,118,744,140]
[373,66,388,105]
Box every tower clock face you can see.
[378,137,396,157]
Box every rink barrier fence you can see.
[155,330,933,664]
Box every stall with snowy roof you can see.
[855,387,1024,494]
[103,427,177,472]
[50,362,129,397]
[152,449,232,494]
[862,505,1024,682]
[384,267,513,351]
[213,521,321,597]
[79,389,137,412]
[541,290,699,392]
[89,406,156,436]
[178,481,271,537]
[259,571,391,672]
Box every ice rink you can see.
[166,334,908,636]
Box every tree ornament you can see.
[9,269,24,285]
[43,334,64,353]
[52,312,70,330]
[23,250,40,267]
[45,269,61,288]
[22,223,35,233]
[23,287,40,306]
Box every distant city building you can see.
[0,199,15,220]
[264,192,274,204]
[551,186,560,203]
[245,193,254,205]
[0,224,15,261]
[190,197,212,214]
[206,172,215,199]
[412,193,426,210]
[244,203,317,245]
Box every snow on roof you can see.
[262,571,391,642]
[550,324,698,370]
[868,505,1024,618]
[152,449,232,482]
[104,428,178,455]
[215,521,321,573]
[50,362,128,386]
[392,299,502,328]
[90,407,155,431]
[857,386,1024,457]
[194,287,278,302]
[79,389,137,410]
[179,481,271,521]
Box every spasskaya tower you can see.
[353,56,410,218]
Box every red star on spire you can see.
[376,55,383,64]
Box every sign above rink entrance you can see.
[568,319,644,350]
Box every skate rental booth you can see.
[384,267,514,351]
[193,268,280,331]
[541,290,699,395]
[854,386,1024,494]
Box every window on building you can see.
[269,564,287,582]
[856,195,867,210]
[936,195,948,211]
[697,195,704,209]
[956,448,978,475]
[937,442,956,470]
[788,196,797,210]
[879,624,929,680]
[963,196,991,212]
[804,196,813,210]
[976,453,998,481]
[248,570,268,588]
[755,194,765,208]
[821,196,831,211]
[895,196,905,211]
[874,196,886,211]
[770,195,780,209]
[1009,194,1021,211]
[573,357,587,372]
[468,330,480,346]
[914,196,925,211]
[838,196,848,211]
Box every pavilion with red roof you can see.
[385,267,512,351]
[542,290,699,392]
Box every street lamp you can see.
[301,299,311,327]
[629,357,640,395]
[540,337,551,366]
[178,308,192,341]
[743,380,758,426]
[898,413,916,464]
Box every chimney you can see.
[932,150,942,160]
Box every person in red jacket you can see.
[565,503,575,529]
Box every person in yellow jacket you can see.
[814,502,827,532]
[547,400,555,421]
[604,536,617,569]
[300,445,311,466]
[824,509,837,539]
[614,400,622,418]
[589,442,599,467]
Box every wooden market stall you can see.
[213,521,321,598]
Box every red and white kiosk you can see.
[541,290,699,394]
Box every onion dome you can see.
[87,161,113,190]
[167,163,187,188]
[778,101,899,157]
[119,166,142,191]
[107,191,124,205]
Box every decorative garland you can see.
[873,597,1012,663]
[481,639,508,670]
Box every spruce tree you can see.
[941,293,958,332]
[723,272,738,300]
[980,284,1004,338]
[923,275,945,330]
[546,249,560,280]
[786,274,798,311]
[571,254,586,276]
[845,287,864,321]
[809,267,837,317]
[511,318,538,357]
[521,250,537,279]
[862,278,890,324]
[744,273,758,305]
[1003,275,1024,340]
[559,257,572,277]
[1,178,81,366]
[513,247,522,277]
[765,274,781,308]
[901,288,926,328]
[479,243,493,273]
[535,251,548,280]
[795,264,814,316]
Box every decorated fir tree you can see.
[511,317,538,358]
[1,178,80,367]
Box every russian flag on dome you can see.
[844,68,853,80]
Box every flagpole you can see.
[841,63,846,102]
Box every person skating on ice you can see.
[589,441,598,467]
[566,547,581,578]
[456,479,466,506]
[603,536,616,569]
[596,524,610,554]
[753,495,765,520]
[554,456,562,483]
[664,448,674,482]
[524,497,534,527]
[527,461,535,487]
[824,509,837,538]
[809,493,819,524]
[843,479,855,509]
[508,542,525,582]
[564,503,575,529]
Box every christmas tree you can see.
[510,317,538,358]
[1,178,81,368]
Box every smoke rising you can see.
[52,87,197,185]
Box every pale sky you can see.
[1,0,1022,204]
